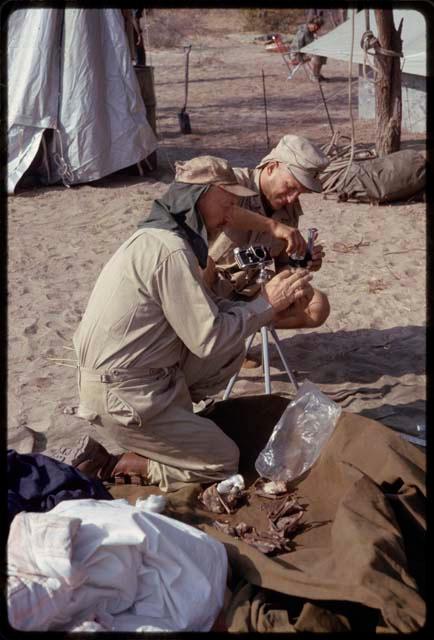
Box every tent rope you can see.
[319,135,376,196]
[360,25,405,83]
[332,8,356,193]
[319,11,377,198]
[360,30,403,59]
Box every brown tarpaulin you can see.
[110,395,426,632]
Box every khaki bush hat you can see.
[257,135,329,192]
[175,156,257,197]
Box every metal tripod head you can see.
[256,259,274,286]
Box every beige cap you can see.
[175,156,257,197]
[257,135,329,192]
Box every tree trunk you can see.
[374,10,403,157]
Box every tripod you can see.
[223,263,299,400]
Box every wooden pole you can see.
[374,10,403,157]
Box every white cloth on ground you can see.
[7,497,227,632]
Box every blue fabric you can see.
[7,449,112,531]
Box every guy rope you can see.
[317,10,405,198]
[318,10,376,198]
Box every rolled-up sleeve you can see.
[151,249,273,358]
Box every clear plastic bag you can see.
[255,380,342,482]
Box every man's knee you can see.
[307,289,330,327]
[273,289,330,329]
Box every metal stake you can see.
[261,69,270,150]
[317,79,335,136]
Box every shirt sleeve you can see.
[151,248,274,358]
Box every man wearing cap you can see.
[207,135,330,343]
[70,156,314,491]
[290,16,328,81]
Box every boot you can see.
[50,435,149,485]
[110,451,150,485]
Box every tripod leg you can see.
[222,332,257,400]
[222,371,238,400]
[261,325,272,394]
[269,327,299,391]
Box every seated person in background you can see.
[203,135,330,346]
[71,156,314,491]
[289,16,328,81]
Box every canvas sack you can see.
[338,149,426,203]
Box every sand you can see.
[7,26,426,455]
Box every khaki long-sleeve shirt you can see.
[74,227,274,373]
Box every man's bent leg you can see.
[273,288,330,329]
[76,370,239,491]
[92,405,240,492]
[311,55,324,78]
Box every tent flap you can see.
[301,9,426,78]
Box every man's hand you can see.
[263,268,313,314]
[307,243,325,272]
[272,222,307,257]
[201,256,217,288]
[225,207,307,257]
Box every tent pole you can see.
[365,9,370,31]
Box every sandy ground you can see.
[7,26,426,455]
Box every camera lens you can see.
[253,247,265,260]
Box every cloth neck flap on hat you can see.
[137,182,209,268]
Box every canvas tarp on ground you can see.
[7,8,158,194]
[300,9,426,77]
[110,395,426,633]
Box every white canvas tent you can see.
[300,9,426,77]
[300,9,427,133]
[7,8,158,194]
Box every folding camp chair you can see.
[272,35,314,81]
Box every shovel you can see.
[178,44,192,134]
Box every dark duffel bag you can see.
[338,149,426,204]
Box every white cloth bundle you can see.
[7,497,227,632]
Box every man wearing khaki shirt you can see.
[206,135,331,338]
[70,157,313,491]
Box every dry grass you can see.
[141,8,306,49]
[332,240,371,253]
[242,8,305,34]
[142,9,245,48]
[368,279,389,293]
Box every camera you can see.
[286,251,312,268]
[285,227,318,268]
[234,245,272,269]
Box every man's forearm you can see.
[229,205,277,234]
